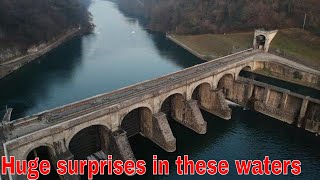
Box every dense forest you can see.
[117,0,320,35]
[0,0,93,61]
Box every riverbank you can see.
[251,68,320,91]
[269,28,320,70]
[166,34,206,60]
[0,28,85,79]
[166,32,253,60]
[167,30,320,89]
[167,28,320,69]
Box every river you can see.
[1,1,319,179]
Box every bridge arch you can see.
[213,72,235,89]
[120,106,153,138]
[160,93,185,120]
[155,87,186,112]
[192,82,212,101]
[253,30,278,52]
[65,120,111,150]
[241,65,252,72]
[256,34,266,48]
[237,65,253,78]
[188,77,214,100]
[24,143,56,161]
[119,101,154,122]
[68,124,111,160]
[217,73,235,99]
[25,145,60,179]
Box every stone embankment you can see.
[166,34,206,60]
[0,28,83,79]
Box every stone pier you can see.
[171,98,207,134]
[197,89,232,120]
[108,130,135,161]
[142,113,176,152]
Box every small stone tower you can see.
[253,29,278,52]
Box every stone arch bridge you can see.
[1,50,320,180]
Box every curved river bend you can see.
[0,1,319,179]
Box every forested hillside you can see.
[0,0,93,61]
[117,0,320,35]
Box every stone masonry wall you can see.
[255,61,320,89]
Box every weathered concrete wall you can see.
[0,28,82,80]
[252,61,320,90]
[298,101,320,133]
[148,113,176,152]
[195,87,232,120]
[108,130,135,161]
[170,95,207,134]
[252,86,265,102]
[184,100,207,134]
[219,77,320,134]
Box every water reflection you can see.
[0,1,203,119]
[150,32,203,68]
[92,107,320,180]
[0,38,84,119]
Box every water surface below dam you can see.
[0,1,319,179]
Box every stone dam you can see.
[1,50,319,180]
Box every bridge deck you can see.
[3,50,320,140]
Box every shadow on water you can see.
[227,108,320,180]
[0,37,84,119]
[0,0,204,120]
[149,32,204,68]
[112,0,149,28]
[113,1,203,68]
[92,110,232,180]
[92,107,320,179]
